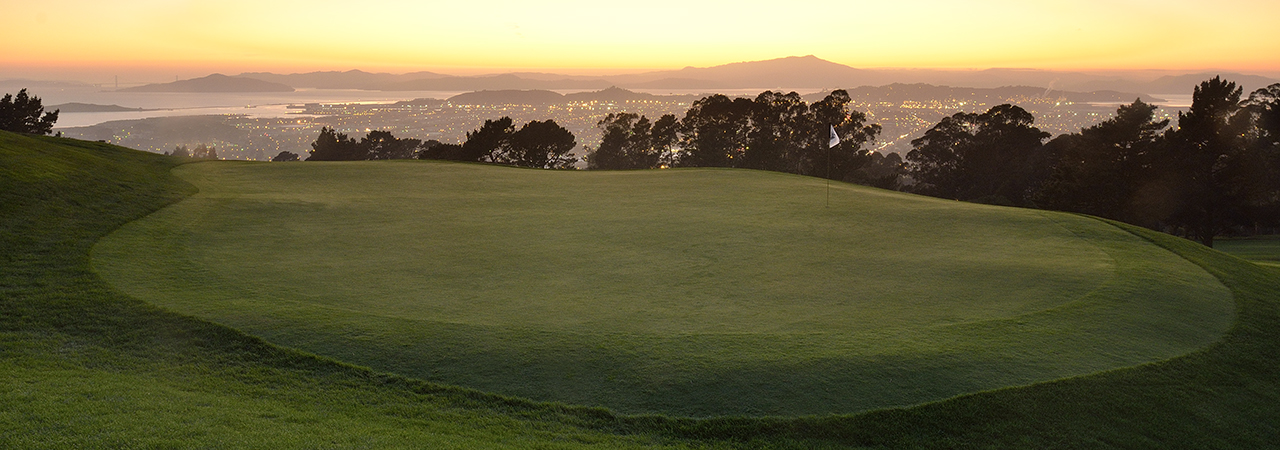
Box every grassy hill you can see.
[4,130,1280,447]
[93,161,1232,417]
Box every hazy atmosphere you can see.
[5,0,1280,82]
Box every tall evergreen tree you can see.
[463,117,516,163]
[675,95,753,168]
[906,104,1049,205]
[588,113,674,170]
[1163,77,1260,246]
[1246,84,1280,226]
[0,89,59,135]
[811,90,881,182]
[1036,99,1169,223]
[307,127,361,161]
[503,119,577,169]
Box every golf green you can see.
[92,160,1234,416]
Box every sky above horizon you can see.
[4,0,1279,83]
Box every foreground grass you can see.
[93,160,1232,416]
[0,132,708,449]
[4,131,1279,447]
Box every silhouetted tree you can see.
[848,151,906,189]
[361,130,421,160]
[1036,99,1169,223]
[1246,84,1280,227]
[1250,84,1280,147]
[0,89,59,135]
[906,104,1050,205]
[166,145,190,158]
[272,151,300,162]
[604,90,883,182]
[191,144,218,159]
[307,127,361,161]
[502,119,577,169]
[588,113,677,170]
[675,95,753,167]
[811,90,882,182]
[1163,77,1264,246]
[743,91,810,172]
[464,117,516,162]
[417,142,468,161]
[651,114,680,167]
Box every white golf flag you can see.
[828,125,841,148]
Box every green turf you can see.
[92,160,1234,416]
[7,131,1280,447]
[1216,236,1280,268]
[0,131,711,449]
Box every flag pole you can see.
[827,125,840,208]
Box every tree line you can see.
[296,89,901,186]
[8,79,1276,247]
[905,77,1280,247]
[584,90,904,188]
[295,118,577,169]
[285,77,1279,246]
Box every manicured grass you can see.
[0,131,706,449]
[1216,235,1280,267]
[93,160,1233,416]
[7,131,1280,448]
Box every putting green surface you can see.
[92,161,1234,416]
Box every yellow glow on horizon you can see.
[4,0,1280,79]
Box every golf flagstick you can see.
[827,125,840,207]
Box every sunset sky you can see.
[4,0,1279,82]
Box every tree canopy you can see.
[1162,77,1260,246]
[501,119,578,169]
[272,151,300,162]
[417,117,578,169]
[307,127,362,161]
[666,89,882,181]
[906,104,1050,205]
[1036,99,1170,223]
[292,79,1280,246]
[587,113,677,170]
[0,89,59,135]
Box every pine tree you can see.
[0,89,59,135]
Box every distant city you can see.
[13,56,1275,162]
[49,85,1186,162]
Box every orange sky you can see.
[4,0,1279,82]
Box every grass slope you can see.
[1217,236,1280,268]
[4,131,1279,448]
[92,160,1233,417]
[0,132,704,449]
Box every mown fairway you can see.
[93,160,1233,417]
[1217,236,1280,268]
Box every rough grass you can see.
[6,131,1280,448]
[92,160,1233,417]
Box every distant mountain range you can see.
[116,56,1279,96]
[47,102,147,113]
[121,74,294,93]
[445,86,702,105]
[441,85,1162,107]
[237,70,449,90]
[806,84,1166,105]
